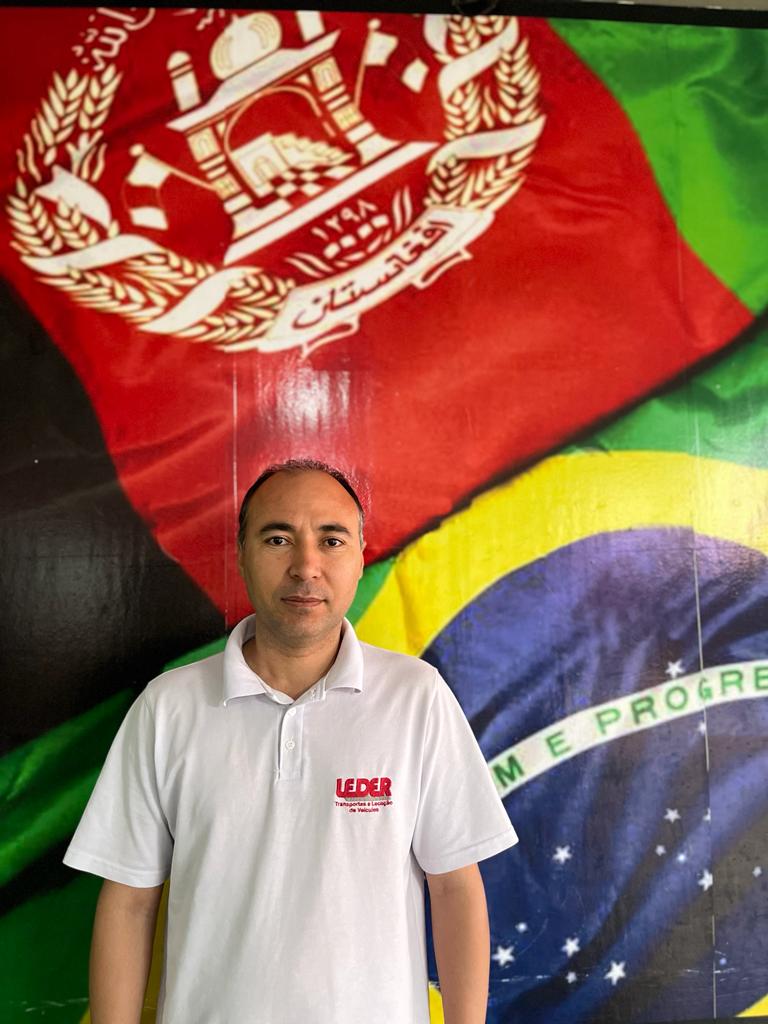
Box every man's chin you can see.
[272,609,340,645]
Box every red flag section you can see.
[0,10,750,622]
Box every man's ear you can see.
[236,543,245,577]
[359,541,366,578]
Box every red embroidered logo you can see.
[335,776,393,814]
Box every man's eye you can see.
[324,537,343,547]
[266,536,288,546]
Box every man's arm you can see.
[426,863,491,1024]
[89,878,164,1024]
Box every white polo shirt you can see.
[64,616,518,1024]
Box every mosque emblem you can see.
[7,12,545,354]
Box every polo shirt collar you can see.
[221,615,364,707]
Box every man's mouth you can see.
[282,596,324,605]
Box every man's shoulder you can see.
[358,640,436,692]
[142,649,224,710]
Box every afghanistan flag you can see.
[0,8,767,1024]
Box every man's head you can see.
[236,460,366,650]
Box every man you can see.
[64,459,519,1024]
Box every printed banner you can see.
[0,8,767,1024]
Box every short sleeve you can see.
[412,670,518,875]
[63,691,173,887]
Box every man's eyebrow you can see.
[257,521,352,536]
[319,523,352,536]
[258,521,295,534]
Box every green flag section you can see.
[0,872,99,1023]
[566,321,768,468]
[551,20,768,313]
[0,691,133,888]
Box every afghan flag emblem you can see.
[8,12,545,355]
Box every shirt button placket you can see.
[279,705,301,780]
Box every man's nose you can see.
[288,542,321,579]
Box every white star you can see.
[515,922,528,933]
[492,945,515,967]
[664,808,681,823]
[677,852,688,864]
[605,961,626,986]
[698,869,713,892]
[562,936,580,958]
[566,971,578,984]
[703,808,711,822]
[553,845,573,865]
[697,720,707,735]
[666,660,685,679]
[753,866,763,878]
[655,845,667,856]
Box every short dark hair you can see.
[237,459,365,548]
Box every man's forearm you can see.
[429,875,491,1024]
[89,879,163,1024]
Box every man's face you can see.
[237,470,365,649]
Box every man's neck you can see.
[241,626,343,701]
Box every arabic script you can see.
[72,8,156,70]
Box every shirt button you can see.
[285,739,296,750]
[286,709,295,717]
